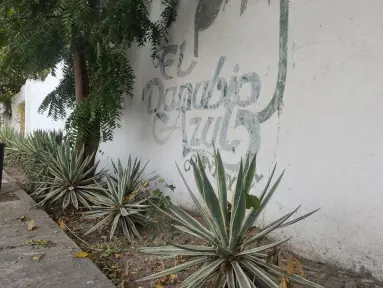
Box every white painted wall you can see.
[24,64,67,134]
[7,87,26,132]
[18,0,383,279]
[99,0,383,279]
[8,64,67,134]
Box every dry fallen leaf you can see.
[114,253,121,259]
[32,255,42,262]
[280,276,288,288]
[28,220,35,231]
[57,219,68,232]
[287,258,294,275]
[156,276,168,284]
[168,274,177,283]
[73,251,89,258]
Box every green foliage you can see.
[151,189,171,210]
[137,151,321,288]
[0,0,179,148]
[110,157,157,194]
[32,145,104,210]
[4,129,66,182]
[84,170,153,242]
[0,125,22,146]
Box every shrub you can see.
[137,151,322,287]
[84,157,157,241]
[19,130,65,183]
[32,145,103,210]
[0,126,25,167]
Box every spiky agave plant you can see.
[84,157,157,241]
[110,156,159,192]
[32,144,104,210]
[137,151,322,287]
[20,130,65,182]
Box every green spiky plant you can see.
[110,157,158,193]
[32,144,103,210]
[20,130,65,181]
[137,151,322,287]
[0,126,24,167]
[4,130,66,186]
[84,157,158,241]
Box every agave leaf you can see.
[232,261,252,288]
[261,170,285,208]
[173,225,207,239]
[70,191,79,210]
[183,162,220,237]
[244,206,301,246]
[196,154,228,246]
[62,192,71,209]
[120,208,129,216]
[279,208,320,229]
[243,154,256,194]
[227,264,236,288]
[180,259,223,287]
[259,163,277,202]
[214,149,228,225]
[151,201,217,243]
[50,189,67,203]
[190,159,204,199]
[169,205,216,242]
[140,245,216,254]
[126,216,142,239]
[178,263,210,288]
[242,260,279,288]
[229,160,246,249]
[77,193,92,208]
[238,237,292,256]
[121,218,132,242]
[144,251,215,257]
[110,213,121,240]
[246,257,324,288]
[239,166,280,236]
[136,257,209,282]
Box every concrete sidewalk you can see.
[0,172,115,288]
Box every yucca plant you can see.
[84,157,157,241]
[137,151,322,287]
[0,126,25,167]
[3,129,65,181]
[32,144,104,210]
[111,157,158,192]
[0,126,22,146]
[19,130,65,182]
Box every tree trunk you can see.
[72,38,88,104]
[72,0,101,164]
[72,37,100,163]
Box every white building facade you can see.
[10,0,383,280]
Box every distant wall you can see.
[25,65,67,134]
[7,64,67,135]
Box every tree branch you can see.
[0,14,58,24]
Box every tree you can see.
[0,0,178,157]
